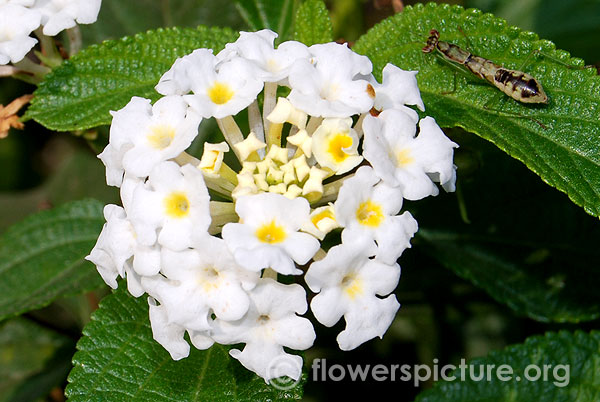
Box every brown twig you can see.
[0,94,34,138]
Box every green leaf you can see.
[418,227,600,323]
[0,149,118,234]
[0,199,105,321]
[412,131,600,323]
[354,3,600,217]
[0,318,73,402]
[234,0,298,42]
[415,330,600,401]
[79,0,245,46]
[294,0,333,45]
[26,26,238,131]
[66,287,303,401]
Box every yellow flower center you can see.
[320,83,340,101]
[327,133,353,163]
[164,192,190,218]
[207,82,234,105]
[342,273,363,299]
[255,220,287,244]
[395,148,414,166]
[147,125,175,149]
[356,200,384,227]
[198,266,220,292]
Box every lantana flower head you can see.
[89,28,458,382]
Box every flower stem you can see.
[209,201,237,234]
[266,122,283,149]
[173,152,200,166]
[217,116,245,160]
[306,116,323,135]
[0,66,20,77]
[34,28,62,66]
[248,100,265,144]
[262,82,277,136]
[262,268,278,280]
[66,26,82,57]
[319,174,353,204]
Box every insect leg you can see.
[440,70,458,95]
[482,97,547,129]
[532,49,596,71]
[457,26,475,53]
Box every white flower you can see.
[370,63,425,122]
[221,29,310,83]
[35,0,102,36]
[305,239,400,350]
[0,1,36,5]
[0,4,41,65]
[147,298,215,361]
[311,117,363,174]
[141,235,258,331]
[156,49,263,119]
[155,49,209,96]
[221,193,320,275]
[363,110,458,200]
[212,278,315,382]
[128,161,211,250]
[288,42,375,117]
[100,96,201,184]
[335,166,418,264]
[85,204,159,297]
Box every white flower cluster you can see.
[88,29,458,383]
[0,0,102,65]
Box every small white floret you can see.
[287,42,374,117]
[103,96,201,183]
[212,278,315,382]
[305,239,400,350]
[221,193,320,275]
[127,161,211,250]
[0,4,41,65]
[363,110,458,200]
[35,0,102,36]
[370,63,425,122]
[335,166,418,264]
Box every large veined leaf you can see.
[294,0,333,46]
[66,286,303,401]
[354,3,600,217]
[234,0,298,42]
[26,26,238,131]
[412,130,600,323]
[415,330,600,401]
[418,227,600,323]
[0,199,105,321]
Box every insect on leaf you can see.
[354,3,600,217]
